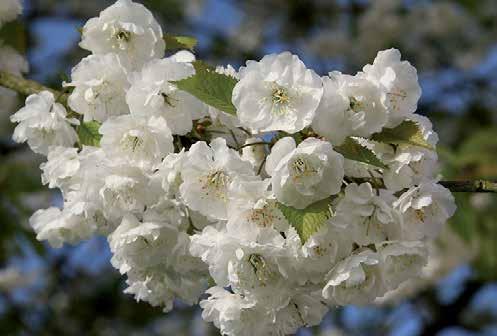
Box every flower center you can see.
[109,25,133,50]
[312,245,327,257]
[248,254,273,285]
[270,83,291,115]
[289,156,318,182]
[121,135,144,152]
[199,170,231,200]
[39,128,56,140]
[249,204,278,228]
[115,30,131,42]
[415,209,425,222]
[349,96,364,112]
[386,90,407,112]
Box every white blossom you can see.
[80,0,165,69]
[312,72,388,145]
[57,147,116,235]
[394,181,456,240]
[191,225,326,334]
[226,177,288,242]
[200,287,262,336]
[126,58,207,135]
[109,213,206,311]
[41,146,80,189]
[378,241,427,290]
[299,224,353,283]
[363,48,421,127]
[66,53,130,122]
[11,91,78,155]
[382,114,439,191]
[100,114,174,170]
[323,249,386,305]
[331,183,401,246]
[233,52,323,133]
[155,150,186,198]
[29,207,95,248]
[189,225,287,291]
[266,137,344,209]
[179,138,255,220]
[53,147,149,235]
[99,164,156,221]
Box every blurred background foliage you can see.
[0,0,496,335]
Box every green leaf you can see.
[164,34,197,51]
[371,120,433,150]
[277,198,333,243]
[335,137,387,169]
[172,69,238,115]
[77,121,102,147]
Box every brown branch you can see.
[346,177,497,193]
[439,180,497,193]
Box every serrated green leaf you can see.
[77,121,102,147]
[277,198,332,243]
[335,137,387,169]
[173,70,238,115]
[371,120,433,150]
[164,34,197,51]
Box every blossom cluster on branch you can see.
[8,1,458,335]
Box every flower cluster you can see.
[10,1,457,335]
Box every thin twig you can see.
[439,180,497,193]
[238,141,270,150]
[257,156,267,175]
[229,129,240,148]
[350,177,497,193]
